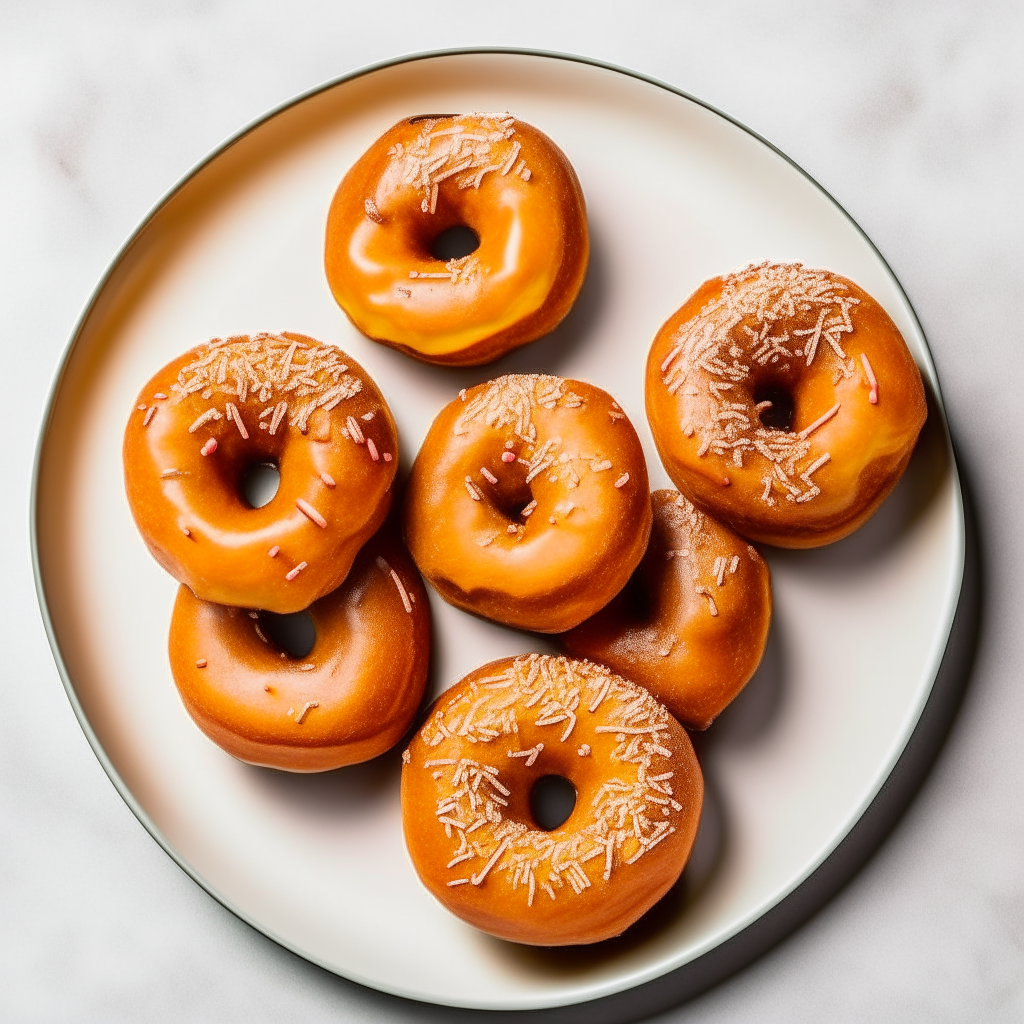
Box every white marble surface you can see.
[3,2,1022,1020]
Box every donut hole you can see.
[530,775,577,831]
[487,474,535,524]
[753,383,795,432]
[430,224,480,262]
[242,461,280,509]
[256,609,316,659]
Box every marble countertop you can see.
[3,3,1022,1021]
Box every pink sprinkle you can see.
[320,472,336,488]
[285,561,307,581]
[137,404,147,411]
[501,451,516,463]
[614,472,630,488]
[861,352,879,404]
[201,438,217,456]
[142,406,157,427]
[181,527,192,538]
[382,452,393,463]
[296,498,327,528]
[367,438,379,461]
[480,466,498,484]
[268,545,280,557]
[195,659,207,668]
[154,393,167,400]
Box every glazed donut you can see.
[168,529,430,772]
[401,654,703,946]
[645,262,927,548]
[124,332,398,614]
[324,112,589,366]
[562,490,772,730]
[404,374,652,633]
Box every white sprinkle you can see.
[142,406,157,427]
[367,438,379,461]
[195,659,207,668]
[590,460,612,472]
[319,472,335,488]
[577,744,591,756]
[471,838,511,886]
[861,352,879,404]
[464,476,482,501]
[521,500,537,518]
[299,663,315,672]
[614,473,630,488]
[294,701,319,724]
[161,469,187,479]
[296,498,327,528]
[798,401,841,439]
[188,408,222,433]
[402,749,411,764]
[346,415,365,444]
[364,198,383,223]
[459,389,467,401]
[730,555,740,573]
[269,402,287,436]
[285,561,307,581]
[153,393,167,400]
[268,545,279,557]
[480,466,498,485]
[447,879,470,887]
[716,558,727,587]
[696,586,719,616]
[390,569,413,614]
[181,527,192,538]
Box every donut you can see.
[401,654,703,946]
[645,262,927,548]
[123,332,398,614]
[168,529,430,771]
[404,374,652,633]
[562,490,772,730]
[324,112,589,366]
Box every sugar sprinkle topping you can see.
[416,655,686,906]
[661,263,857,505]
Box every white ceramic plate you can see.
[33,51,964,1011]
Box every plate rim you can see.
[30,46,966,1011]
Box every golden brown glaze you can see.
[401,655,703,945]
[404,375,652,633]
[645,263,927,548]
[325,113,589,366]
[168,530,430,772]
[562,490,772,730]
[123,333,398,613]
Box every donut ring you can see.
[168,530,430,772]
[404,374,652,633]
[325,112,589,366]
[645,263,927,547]
[401,654,703,946]
[563,490,772,730]
[123,333,398,613]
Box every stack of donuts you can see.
[123,111,926,947]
